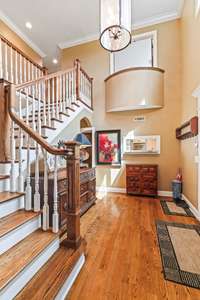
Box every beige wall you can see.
[180,1,200,207]
[0,20,42,66]
[61,20,182,192]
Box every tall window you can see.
[110,31,157,74]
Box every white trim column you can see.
[192,86,200,212]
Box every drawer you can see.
[80,182,88,195]
[142,175,157,182]
[141,166,157,175]
[126,165,141,175]
[127,175,140,182]
[58,179,68,193]
[127,181,140,188]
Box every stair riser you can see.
[0,237,60,300]
[0,196,24,218]
[0,178,10,192]
[0,215,41,255]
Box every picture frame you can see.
[96,130,121,165]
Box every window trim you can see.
[109,30,158,74]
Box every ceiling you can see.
[0,0,184,68]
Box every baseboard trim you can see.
[158,191,173,197]
[182,194,200,221]
[55,254,85,300]
[96,186,126,194]
[96,186,172,197]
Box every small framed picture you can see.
[96,130,121,165]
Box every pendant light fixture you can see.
[99,0,132,52]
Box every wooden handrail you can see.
[80,67,93,82]
[105,67,165,82]
[0,33,45,72]
[16,67,75,90]
[6,84,69,156]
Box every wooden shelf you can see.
[176,116,198,140]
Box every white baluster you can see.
[27,60,31,82]
[10,121,16,192]
[43,150,49,230]
[47,80,51,126]
[66,73,69,108]
[55,77,59,119]
[59,75,63,113]
[10,47,14,83]
[0,39,3,79]
[42,80,47,126]
[37,82,42,135]
[34,143,40,212]
[26,87,29,129]
[51,78,55,118]
[23,57,27,83]
[15,51,18,84]
[18,92,24,192]
[4,42,8,80]
[31,85,36,148]
[25,135,32,210]
[19,54,23,83]
[69,72,72,107]
[52,155,59,233]
[71,70,74,102]
[62,74,66,112]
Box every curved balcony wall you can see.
[105,67,165,112]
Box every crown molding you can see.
[177,0,185,17]
[0,10,46,58]
[133,11,181,30]
[59,11,182,50]
[58,33,99,50]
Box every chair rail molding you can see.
[192,85,200,213]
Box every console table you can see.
[31,167,96,229]
[126,164,158,196]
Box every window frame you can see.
[109,30,158,74]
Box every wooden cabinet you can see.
[126,164,158,196]
[31,168,96,229]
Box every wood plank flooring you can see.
[0,191,24,204]
[66,193,200,300]
[0,210,40,238]
[16,244,83,300]
[0,229,57,290]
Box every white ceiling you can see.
[0,0,184,68]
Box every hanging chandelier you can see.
[99,0,132,52]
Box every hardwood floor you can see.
[66,193,200,300]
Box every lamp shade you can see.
[100,0,132,52]
[74,133,91,146]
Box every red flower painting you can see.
[96,130,121,165]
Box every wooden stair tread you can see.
[0,210,40,238]
[15,244,83,300]
[0,175,9,181]
[0,192,24,204]
[0,230,57,291]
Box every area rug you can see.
[156,220,200,289]
[160,200,194,217]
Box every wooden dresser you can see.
[31,167,96,229]
[126,164,158,196]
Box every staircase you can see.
[0,41,93,299]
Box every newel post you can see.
[74,59,81,101]
[0,80,11,161]
[63,141,81,249]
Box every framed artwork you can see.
[96,130,121,165]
